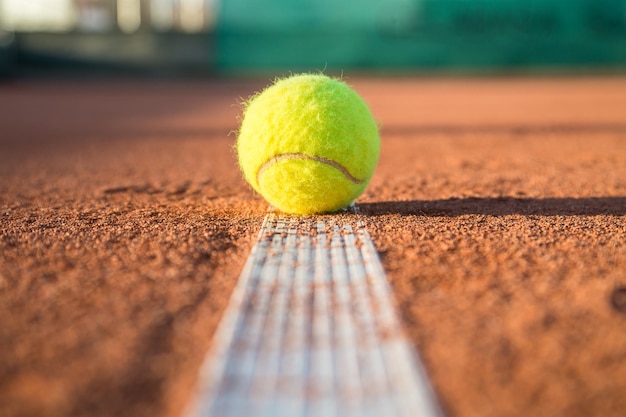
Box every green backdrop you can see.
[216,0,626,72]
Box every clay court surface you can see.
[1,76,626,417]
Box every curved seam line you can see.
[256,153,365,186]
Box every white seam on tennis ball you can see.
[256,153,365,186]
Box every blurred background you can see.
[0,0,625,77]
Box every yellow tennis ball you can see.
[236,74,380,215]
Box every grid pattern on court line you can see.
[187,212,443,417]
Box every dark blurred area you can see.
[0,0,625,78]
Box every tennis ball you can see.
[236,74,380,215]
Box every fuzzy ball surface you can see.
[236,74,380,215]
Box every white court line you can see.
[186,209,444,417]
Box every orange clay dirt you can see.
[1,77,626,417]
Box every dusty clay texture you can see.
[1,77,626,417]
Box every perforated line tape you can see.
[186,211,444,417]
